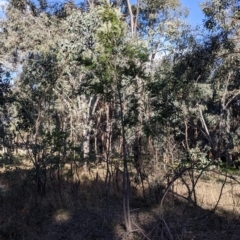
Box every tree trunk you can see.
[104,103,113,210]
[117,84,132,233]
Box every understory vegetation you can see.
[0,0,240,239]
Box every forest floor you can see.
[0,158,240,240]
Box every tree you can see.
[147,0,240,173]
[0,64,12,155]
[59,1,149,231]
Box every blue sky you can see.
[181,0,205,26]
[0,0,7,19]
[0,0,205,27]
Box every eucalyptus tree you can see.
[58,1,149,231]
[94,5,148,233]
[0,64,12,155]
[0,0,79,192]
[109,0,189,183]
[2,0,149,229]
[148,0,240,170]
[150,36,218,169]
[200,0,240,162]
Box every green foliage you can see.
[2,2,240,238]
[2,0,240,212]
[96,5,125,44]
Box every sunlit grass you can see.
[53,209,72,223]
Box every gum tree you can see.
[59,1,148,231]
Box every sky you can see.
[0,0,7,18]
[0,0,205,26]
[0,0,7,10]
[181,0,205,27]
[0,0,6,7]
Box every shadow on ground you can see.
[0,165,240,240]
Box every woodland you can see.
[0,0,240,239]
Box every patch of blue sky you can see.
[180,0,205,27]
[124,0,205,27]
[0,0,7,19]
[130,0,205,27]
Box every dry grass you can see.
[0,159,240,239]
[173,176,240,214]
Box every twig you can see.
[160,217,173,240]
[132,221,151,240]
[147,218,173,240]
[159,167,192,217]
[210,171,228,213]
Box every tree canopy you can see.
[0,0,240,239]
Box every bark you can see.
[133,0,140,34]
[104,103,113,205]
[126,0,134,36]
[117,84,132,233]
